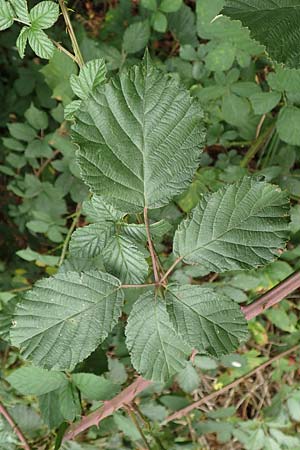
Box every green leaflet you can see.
[73,52,206,212]
[102,235,149,284]
[121,220,172,241]
[13,0,30,23]
[29,1,59,29]
[69,222,114,259]
[166,285,248,358]
[0,0,14,31]
[72,373,120,401]
[70,59,107,100]
[82,195,124,223]
[7,366,67,396]
[10,270,124,370]
[122,20,150,54]
[223,0,300,68]
[174,177,290,272]
[125,291,191,382]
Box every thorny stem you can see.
[52,40,77,63]
[144,207,160,284]
[63,377,152,442]
[0,402,30,450]
[242,271,300,320]
[58,0,84,67]
[58,204,81,267]
[163,343,300,424]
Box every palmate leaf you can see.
[223,0,300,68]
[10,271,124,370]
[174,177,290,272]
[166,286,248,358]
[72,52,205,213]
[125,291,191,382]
[103,235,149,284]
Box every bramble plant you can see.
[2,0,300,448]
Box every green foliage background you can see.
[1,1,300,449]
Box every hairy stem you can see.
[52,40,77,63]
[63,377,152,442]
[160,256,183,284]
[163,343,300,424]
[0,402,30,450]
[58,0,84,67]
[144,207,159,284]
[58,204,81,267]
[125,405,151,450]
[240,124,274,168]
[242,271,300,320]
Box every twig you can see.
[0,402,30,450]
[240,124,274,168]
[121,283,157,289]
[160,256,183,284]
[162,343,300,424]
[241,271,300,320]
[52,40,77,63]
[36,149,60,177]
[255,114,266,139]
[124,405,151,450]
[63,377,151,442]
[58,204,81,267]
[58,0,84,67]
[144,207,159,284]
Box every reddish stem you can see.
[242,271,300,320]
[0,402,30,450]
[63,377,151,442]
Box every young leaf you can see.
[58,382,81,421]
[73,52,205,212]
[72,373,120,401]
[152,11,168,32]
[16,26,29,58]
[69,223,115,259]
[7,366,67,395]
[29,1,59,29]
[141,0,157,11]
[223,0,300,68]
[276,106,300,146]
[176,363,200,393]
[249,91,281,115]
[122,20,150,54]
[174,177,290,272]
[24,103,49,130]
[70,59,107,100]
[28,28,55,59]
[10,270,124,370]
[13,0,30,24]
[125,291,191,382]
[160,0,182,13]
[103,235,149,284]
[166,285,248,357]
[0,0,14,31]
[39,391,64,429]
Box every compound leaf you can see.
[223,0,300,68]
[29,1,59,29]
[69,223,114,259]
[125,291,191,382]
[70,58,107,100]
[73,52,205,212]
[103,235,148,284]
[10,270,124,370]
[166,285,248,358]
[174,177,290,272]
